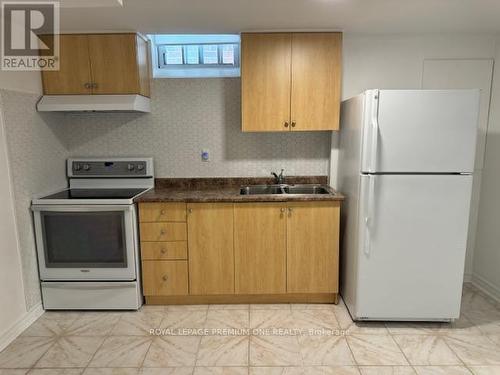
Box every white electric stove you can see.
[31,158,154,310]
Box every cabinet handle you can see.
[160,209,166,215]
[84,83,91,89]
[160,229,166,235]
[280,207,286,213]
[291,122,296,128]
[160,248,167,254]
[284,122,289,128]
[92,83,98,89]
[162,274,168,282]
[288,207,293,214]
[188,208,193,214]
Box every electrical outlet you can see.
[201,150,210,162]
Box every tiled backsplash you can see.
[63,78,332,177]
[0,89,68,310]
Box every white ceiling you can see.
[58,0,500,35]
[59,0,123,8]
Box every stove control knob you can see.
[127,164,135,171]
[83,164,91,171]
[137,164,144,171]
[74,164,82,171]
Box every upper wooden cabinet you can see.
[40,35,92,95]
[290,34,342,131]
[40,33,151,97]
[241,32,342,132]
[241,33,292,132]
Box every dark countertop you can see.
[135,177,345,203]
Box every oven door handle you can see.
[42,282,136,289]
[31,205,134,212]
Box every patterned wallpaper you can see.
[64,78,332,177]
[0,89,68,310]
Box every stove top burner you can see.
[41,188,148,200]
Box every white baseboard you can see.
[471,273,500,304]
[0,303,44,352]
[463,273,473,283]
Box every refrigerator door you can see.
[353,174,472,320]
[361,90,479,173]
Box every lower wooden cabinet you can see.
[234,203,287,294]
[139,202,187,222]
[286,202,340,293]
[139,222,187,241]
[142,260,188,296]
[139,201,340,303]
[187,203,235,295]
[141,242,187,260]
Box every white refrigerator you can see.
[337,89,480,321]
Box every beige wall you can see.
[1,89,68,311]
[0,93,27,350]
[0,71,42,94]
[473,37,500,300]
[0,70,53,349]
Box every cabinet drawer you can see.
[142,261,188,296]
[139,203,187,222]
[140,223,187,241]
[141,242,188,260]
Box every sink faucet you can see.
[271,169,285,184]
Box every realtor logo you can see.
[1,1,59,71]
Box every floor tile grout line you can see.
[80,336,107,372]
[193,314,206,368]
[81,315,119,372]
[138,335,154,370]
[28,336,59,370]
[336,333,359,369]
[344,333,361,368]
[440,334,468,368]
[390,332,419,367]
[247,323,251,368]
[292,334,303,368]
[463,364,477,375]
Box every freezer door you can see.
[354,174,472,320]
[361,90,479,173]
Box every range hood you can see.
[36,95,151,112]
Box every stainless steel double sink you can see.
[240,184,330,195]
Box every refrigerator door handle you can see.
[369,90,380,173]
[364,175,376,256]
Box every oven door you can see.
[32,205,138,281]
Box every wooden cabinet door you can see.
[142,260,188,296]
[286,202,340,293]
[241,33,292,132]
[139,203,187,223]
[290,33,342,131]
[41,35,92,94]
[139,223,187,241]
[234,203,286,294]
[187,203,234,295]
[88,34,141,95]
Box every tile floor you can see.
[1,284,500,374]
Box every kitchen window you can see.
[149,34,240,78]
